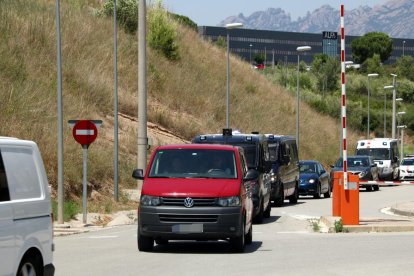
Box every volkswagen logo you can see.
[184,197,194,208]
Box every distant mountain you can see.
[219,0,414,38]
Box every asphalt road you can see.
[54,186,414,276]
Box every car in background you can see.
[254,64,265,69]
[299,160,330,198]
[132,144,254,252]
[266,134,299,207]
[330,155,379,191]
[399,157,414,180]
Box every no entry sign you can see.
[72,120,98,146]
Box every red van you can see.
[132,144,254,252]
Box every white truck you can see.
[355,138,399,180]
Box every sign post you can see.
[69,120,102,224]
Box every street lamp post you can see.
[391,74,398,139]
[296,46,311,157]
[249,44,252,65]
[403,41,406,56]
[398,125,407,161]
[384,85,394,137]
[225,22,243,129]
[367,73,379,138]
[397,110,405,148]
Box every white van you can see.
[355,138,399,180]
[0,137,54,276]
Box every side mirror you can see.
[244,169,259,181]
[320,169,326,174]
[284,155,291,164]
[394,157,398,163]
[132,169,144,180]
[371,163,377,167]
[329,165,334,168]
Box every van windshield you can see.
[268,143,279,162]
[356,148,390,160]
[148,149,237,179]
[231,143,257,169]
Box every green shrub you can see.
[99,0,138,34]
[52,200,81,222]
[170,13,197,31]
[148,1,179,60]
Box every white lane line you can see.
[88,235,118,239]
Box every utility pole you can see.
[137,0,147,189]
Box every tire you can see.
[366,185,373,192]
[263,201,271,218]
[373,185,380,191]
[273,184,284,207]
[288,183,299,204]
[313,183,321,199]
[230,220,245,253]
[253,200,264,224]
[17,255,42,276]
[138,230,154,252]
[324,183,331,198]
[245,224,253,245]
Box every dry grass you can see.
[0,0,363,204]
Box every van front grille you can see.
[161,197,217,207]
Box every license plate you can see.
[172,224,203,233]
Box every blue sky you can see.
[162,0,388,26]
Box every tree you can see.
[396,55,414,81]
[351,32,393,64]
[253,53,265,65]
[364,54,384,75]
[311,54,339,92]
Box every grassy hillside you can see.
[0,0,361,206]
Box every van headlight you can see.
[308,179,316,184]
[140,195,161,206]
[218,196,240,207]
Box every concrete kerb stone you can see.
[390,202,414,218]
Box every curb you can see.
[390,207,414,218]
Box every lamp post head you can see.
[390,73,397,78]
[225,22,243,29]
[384,85,394,90]
[396,98,403,102]
[368,73,379,77]
[397,125,407,129]
[296,46,312,52]
[397,111,406,115]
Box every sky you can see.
[161,0,389,26]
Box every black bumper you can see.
[139,206,243,240]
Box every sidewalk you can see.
[320,201,414,233]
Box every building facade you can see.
[198,26,413,66]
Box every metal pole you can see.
[272,49,275,69]
[113,0,119,201]
[384,92,387,137]
[296,54,300,158]
[137,0,147,189]
[55,0,64,225]
[367,77,370,139]
[226,31,230,128]
[401,128,404,161]
[392,75,397,139]
[82,145,88,224]
[249,44,252,65]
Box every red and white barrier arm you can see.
[359,180,414,186]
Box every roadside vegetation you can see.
[2,0,364,219]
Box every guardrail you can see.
[359,180,414,186]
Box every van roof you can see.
[193,133,266,144]
[265,134,295,142]
[357,138,397,148]
[156,144,238,151]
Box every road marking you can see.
[88,235,118,239]
[290,214,319,221]
[276,231,310,234]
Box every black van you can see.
[193,129,272,223]
[266,134,299,207]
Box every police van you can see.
[355,138,399,180]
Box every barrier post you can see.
[340,172,359,225]
[332,171,343,216]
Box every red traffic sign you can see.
[72,120,98,146]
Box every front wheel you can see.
[230,221,245,252]
[273,184,284,207]
[324,183,331,198]
[373,185,380,191]
[263,200,271,218]
[138,230,154,252]
[245,223,253,245]
[17,255,42,276]
[313,183,321,199]
[253,200,264,224]
[288,183,299,204]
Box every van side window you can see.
[0,151,10,202]
[2,147,41,200]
